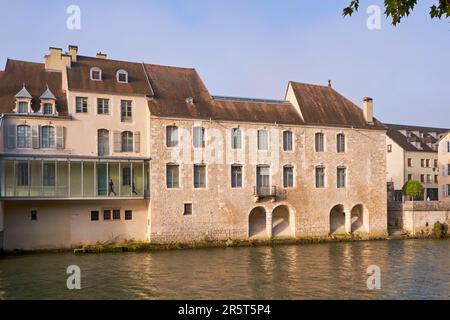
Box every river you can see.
[0,239,448,300]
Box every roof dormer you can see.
[14,84,32,113]
[90,67,102,81]
[39,86,57,115]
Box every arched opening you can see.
[330,204,345,234]
[272,205,293,238]
[249,207,267,238]
[351,204,368,233]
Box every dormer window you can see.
[90,67,102,81]
[14,84,32,114]
[116,69,128,83]
[18,102,29,113]
[43,103,53,115]
[39,86,57,115]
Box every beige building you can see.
[386,124,448,202]
[0,46,388,250]
[438,131,450,201]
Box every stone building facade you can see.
[0,46,388,250]
[438,131,450,200]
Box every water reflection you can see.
[0,240,448,300]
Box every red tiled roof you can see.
[0,59,68,115]
[289,81,385,130]
[67,55,153,96]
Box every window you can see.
[408,174,413,181]
[435,175,439,184]
[426,174,432,183]
[98,129,109,156]
[97,98,109,114]
[30,209,37,221]
[315,133,324,152]
[17,125,31,148]
[121,100,132,122]
[43,162,56,186]
[121,131,133,152]
[116,69,128,83]
[41,126,56,148]
[407,158,413,167]
[421,159,425,167]
[283,131,293,151]
[256,166,270,189]
[193,126,205,148]
[90,67,102,81]
[103,210,111,220]
[337,134,346,153]
[91,211,99,221]
[337,167,346,188]
[257,129,268,150]
[447,141,450,153]
[434,159,438,168]
[184,203,193,215]
[122,167,131,186]
[315,166,325,188]
[387,144,392,153]
[43,103,53,115]
[426,159,430,168]
[76,97,88,113]
[231,165,242,188]
[17,162,29,186]
[448,164,450,176]
[166,164,179,188]
[231,128,242,149]
[125,210,132,220]
[166,126,179,147]
[193,164,206,188]
[420,174,425,183]
[18,102,29,113]
[283,165,294,188]
[113,209,121,220]
[447,184,450,196]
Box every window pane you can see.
[121,131,133,152]
[43,162,56,186]
[231,165,242,188]
[98,129,109,156]
[121,100,132,122]
[231,128,242,149]
[194,165,206,188]
[17,162,29,186]
[316,167,325,188]
[97,99,109,114]
[18,102,28,113]
[17,125,31,148]
[315,133,324,152]
[337,167,346,188]
[337,134,345,153]
[166,165,179,188]
[258,130,268,150]
[283,131,292,151]
[283,166,294,188]
[166,126,178,147]
[193,127,205,148]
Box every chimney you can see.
[69,45,78,62]
[45,47,71,71]
[96,52,107,59]
[363,97,373,124]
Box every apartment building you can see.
[438,131,450,200]
[386,124,448,201]
[0,46,388,250]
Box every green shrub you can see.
[432,222,448,238]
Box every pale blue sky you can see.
[0,0,448,127]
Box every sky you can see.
[0,0,448,128]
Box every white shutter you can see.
[113,131,122,153]
[6,125,16,149]
[56,126,65,149]
[134,131,140,153]
[32,125,40,149]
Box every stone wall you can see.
[149,116,388,243]
[388,201,450,234]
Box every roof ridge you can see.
[212,95,289,105]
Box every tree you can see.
[343,0,450,25]
[402,180,425,201]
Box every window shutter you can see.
[134,131,140,153]
[6,125,16,149]
[113,131,121,153]
[32,125,40,149]
[56,126,65,149]
[442,165,446,177]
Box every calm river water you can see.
[0,239,448,300]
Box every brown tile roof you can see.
[288,81,385,130]
[67,55,153,96]
[211,97,304,125]
[144,63,303,124]
[386,123,449,153]
[0,59,68,115]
